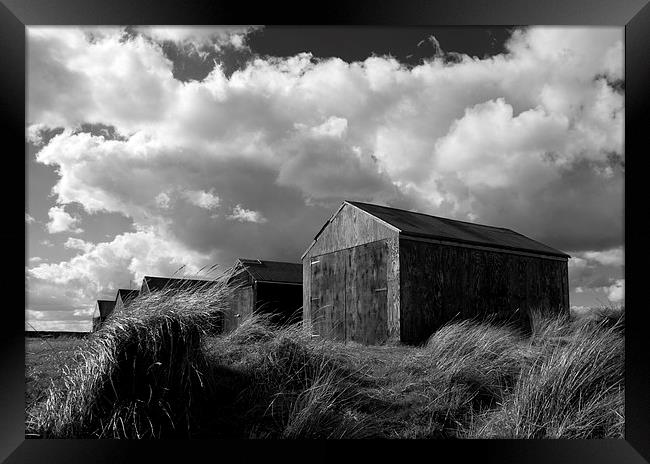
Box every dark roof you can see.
[346,201,570,259]
[143,276,216,293]
[96,300,116,319]
[116,289,139,305]
[237,259,302,284]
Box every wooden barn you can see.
[225,259,303,331]
[302,201,570,345]
[92,299,116,331]
[114,288,139,313]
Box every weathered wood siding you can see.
[386,236,400,342]
[224,285,254,331]
[310,249,347,340]
[302,203,398,332]
[307,239,397,344]
[346,240,389,344]
[306,203,397,257]
[399,239,569,344]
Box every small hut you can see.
[225,259,302,331]
[140,275,223,332]
[302,201,570,345]
[114,288,139,313]
[92,299,116,331]
[140,275,215,296]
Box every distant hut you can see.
[225,259,303,331]
[114,288,140,313]
[302,201,570,345]
[92,299,116,331]
[140,275,215,296]
[139,275,222,332]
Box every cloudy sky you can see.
[25,26,624,331]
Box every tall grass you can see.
[202,314,378,438]
[26,291,624,439]
[462,310,625,438]
[374,318,534,438]
[26,267,236,438]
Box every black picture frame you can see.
[5,0,648,462]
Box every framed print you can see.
[4,0,649,462]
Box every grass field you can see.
[24,278,624,439]
[26,336,85,410]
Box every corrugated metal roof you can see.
[346,201,569,258]
[143,276,216,293]
[116,289,139,305]
[96,300,115,319]
[238,259,302,283]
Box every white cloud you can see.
[29,256,43,264]
[64,237,95,253]
[604,279,624,303]
[73,308,94,317]
[581,247,624,266]
[227,204,267,223]
[182,189,221,209]
[155,192,171,209]
[567,246,624,293]
[26,123,48,146]
[135,26,257,51]
[28,226,215,310]
[309,116,348,138]
[25,213,36,224]
[46,205,83,234]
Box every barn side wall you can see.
[302,203,398,333]
[399,239,569,345]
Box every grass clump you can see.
[463,311,624,438]
[26,270,234,438]
[373,318,532,438]
[202,314,378,438]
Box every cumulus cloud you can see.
[604,279,625,303]
[64,237,95,253]
[25,213,36,224]
[581,248,624,266]
[26,26,624,315]
[182,189,221,210]
[46,205,83,234]
[155,192,171,209]
[135,26,257,52]
[28,226,215,311]
[227,204,268,223]
[568,246,624,304]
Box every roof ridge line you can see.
[346,200,511,231]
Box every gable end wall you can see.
[302,204,399,336]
